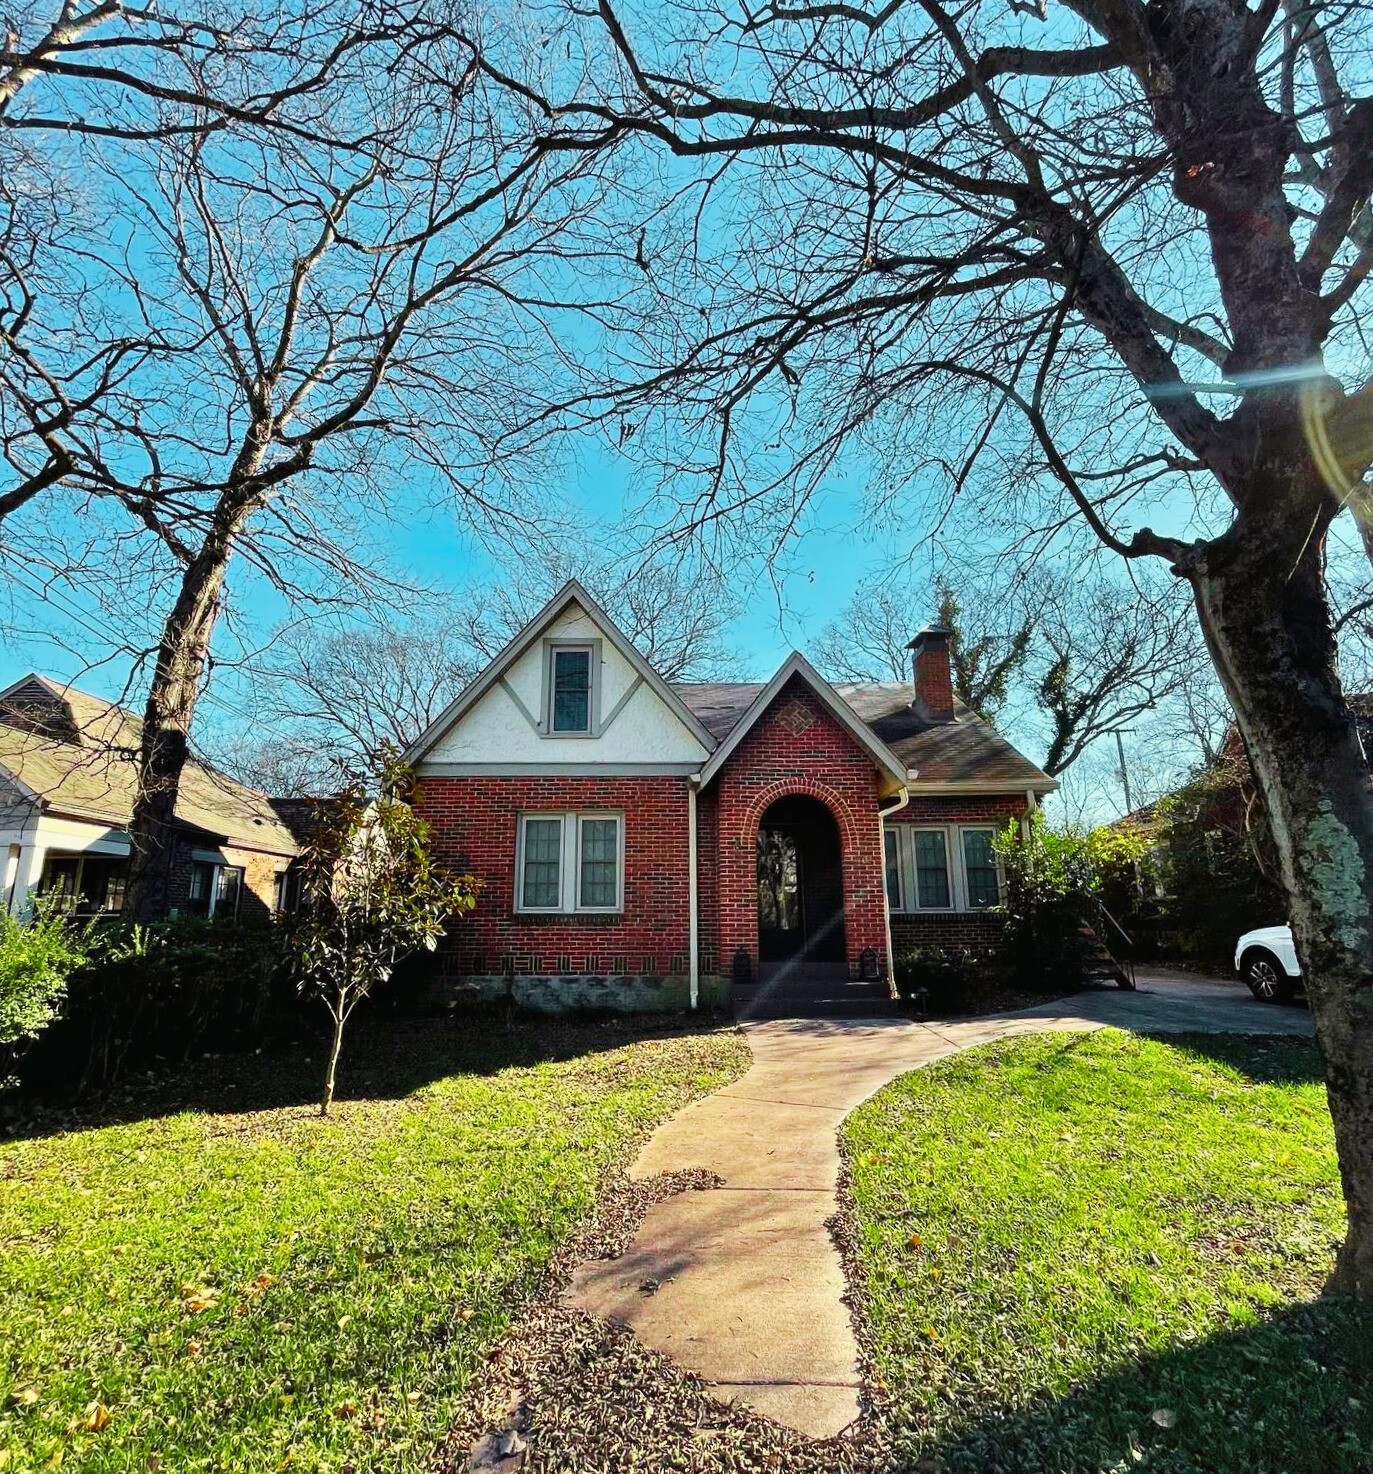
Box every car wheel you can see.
[1244,949,1295,1004]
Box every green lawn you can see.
[846,1030,1373,1474]
[0,1018,749,1473]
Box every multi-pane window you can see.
[517,812,622,912]
[521,816,564,908]
[914,829,951,908]
[38,854,127,915]
[550,647,593,733]
[186,859,245,918]
[961,829,1000,908]
[884,825,1002,913]
[577,817,619,908]
[884,829,901,911]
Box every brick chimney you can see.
[908,624,954,723]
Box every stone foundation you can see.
[437,972,731,1015]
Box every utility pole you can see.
[1115,729,1134,815]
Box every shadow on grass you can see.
[3,1007,736,1142]
[1148,1030,1326,1086]
[906,1296,1373,1474]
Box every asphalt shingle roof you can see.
[0,675,299,854]
[672,678,1053,790]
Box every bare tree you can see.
[4,6,609,915]
[511,0,1373,1290]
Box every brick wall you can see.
[222,844,290,924]
[415,775,691,976]
[707,675,889,978]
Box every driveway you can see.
[566,971,1314,1439]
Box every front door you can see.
[757,827,804,961]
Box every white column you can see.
[8,842,47,916]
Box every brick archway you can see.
[738,778,863,857]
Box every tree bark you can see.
[122,541,233,919]
[123,464,265,919]
[1190,481,1373,1296]
[321,1006,346,1117]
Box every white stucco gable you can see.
[405,582,716,773]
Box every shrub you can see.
[993,814,1122,987]
[17,916,289,1101]
[0,896,92,1084]
[893,945,1002,1012]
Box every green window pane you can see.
[552,649,591,732]
[522,818,562,908]
[962,829,1000,908]
[884,828,902,910]
[579,818,619,908]
[915,830,950,909]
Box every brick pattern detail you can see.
[414,775,690,976]
[707,674,889,979]
[891,913,1005,951]
[890,795,1027,825]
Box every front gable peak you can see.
[404,580,718,768]
[696,652,909,794]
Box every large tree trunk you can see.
[1192,493,1373,1296]
[122,543,232,919]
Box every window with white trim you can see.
[516,812,623,913]
[960,828,1001,909]
[884,824,1002,913]
[547,645,594,733]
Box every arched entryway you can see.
[756,794,846,966]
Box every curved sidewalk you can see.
[564,975,1313,1439]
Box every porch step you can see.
[731,976,899,1020]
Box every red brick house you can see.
[407,582,1054,1012]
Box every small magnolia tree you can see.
[293,751,479,1116]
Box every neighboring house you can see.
[0,674,300,920]
[406,581,1054,1011]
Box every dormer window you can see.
[548,644,594,734]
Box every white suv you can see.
[1234,925,1301,1003]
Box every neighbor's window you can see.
[961,829,1000,909]
[186,860,216,916]
[185,860,245,918]
[517,812,622,912]
[549,646,593,733]
[216,865,244,919]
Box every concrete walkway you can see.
[565,972,1314,1439]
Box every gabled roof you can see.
[692,653,910,794]
[0,673,299,854]
[403,579,719,763]
[673,679,1056,793]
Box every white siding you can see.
[420,603,710,767]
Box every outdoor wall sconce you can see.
[732,947,753,986]
[859,947,880,981]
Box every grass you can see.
[0,1016,749,1473]
[846,1029,1373,1474]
